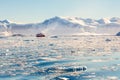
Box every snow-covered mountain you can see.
[0,16,120,36]
[0,20,12,36]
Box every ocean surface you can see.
[0,35,120,80]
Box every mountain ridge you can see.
[0,16,120,36]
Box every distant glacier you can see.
[0,16,120,36]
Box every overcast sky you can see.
[0,0,120,23]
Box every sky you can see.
[0,0,120,23]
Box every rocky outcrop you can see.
[36,33,45,37]
[12,34,24,37]
[116,32,120,36]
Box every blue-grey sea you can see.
[0,36,120,80]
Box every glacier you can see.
[0,16,120,36]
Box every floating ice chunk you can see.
[116,64,120,66]
[45,66,87,73]
[101,66,117,71]
[59,66,87,72]
[49,43,54,46]
[51,36,58,38]
[105,38,111,42]
[83,75,96,79]
[91,59,106,62]
[6,49,9,52]
[57,77,69,80]
[107,76,118,80]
